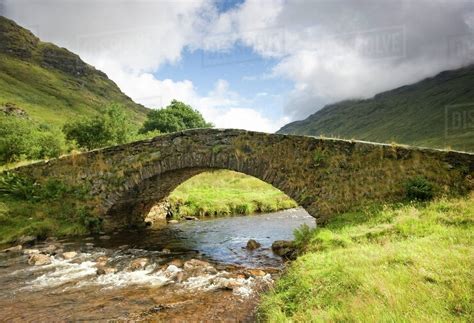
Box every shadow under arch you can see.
[104,167,301,230]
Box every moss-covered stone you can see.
[10,129,474,230]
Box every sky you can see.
[2,0,474,132]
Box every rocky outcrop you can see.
[0,103,29,119]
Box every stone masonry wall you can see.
[13,129,474,230]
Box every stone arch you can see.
[12,129,474,230]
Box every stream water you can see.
[0,208,315,321]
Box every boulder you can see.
[129,258,149,271]
[246,239,261,250]
[271,240,297,260]
[184,216,198,221]
[168,220,179,224]
[62,251,77,260]
[95,255,109,268]
[28,254,51,266]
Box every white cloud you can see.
[93,60,284,132]
[4,0,215,72]
[4,0,474,126]
[214,0,474,119]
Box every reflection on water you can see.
[0,208,315,321]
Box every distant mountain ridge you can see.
[278,64,474,152]
[0,16,149,126]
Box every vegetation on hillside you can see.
[0,114,65,163]
[259,194,474,321]
[168,170,297,218]
[278,65,474,152]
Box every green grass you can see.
[0,173,99,246]
[278,65,474,152]
[168,170,297,218]
[0,197,89,245]
[259,194,474,322]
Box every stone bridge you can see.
[13,129,474,229]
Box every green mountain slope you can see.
[0,16,148,126]
[278,65,474,152]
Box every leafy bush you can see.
[0,116,66,163]
[404,176,435,201]
[63,104,131,150]
[140,99,212,134]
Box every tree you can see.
[140,100,212,134]
[63,104,131,150]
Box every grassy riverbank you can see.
[168,170,297,218]
[259,194,474,322]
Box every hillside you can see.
[0,16,148,127]
[278,65,474,152]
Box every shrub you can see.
[34,126,66,159]
[293,224,316,248]
[404,176,435,201]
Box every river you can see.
[0,208,315,321]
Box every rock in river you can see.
[129,258,149,271]
[246,239,261,250]
[28,254,51,266]
[271,240,297,260]
[62,251,77,260]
